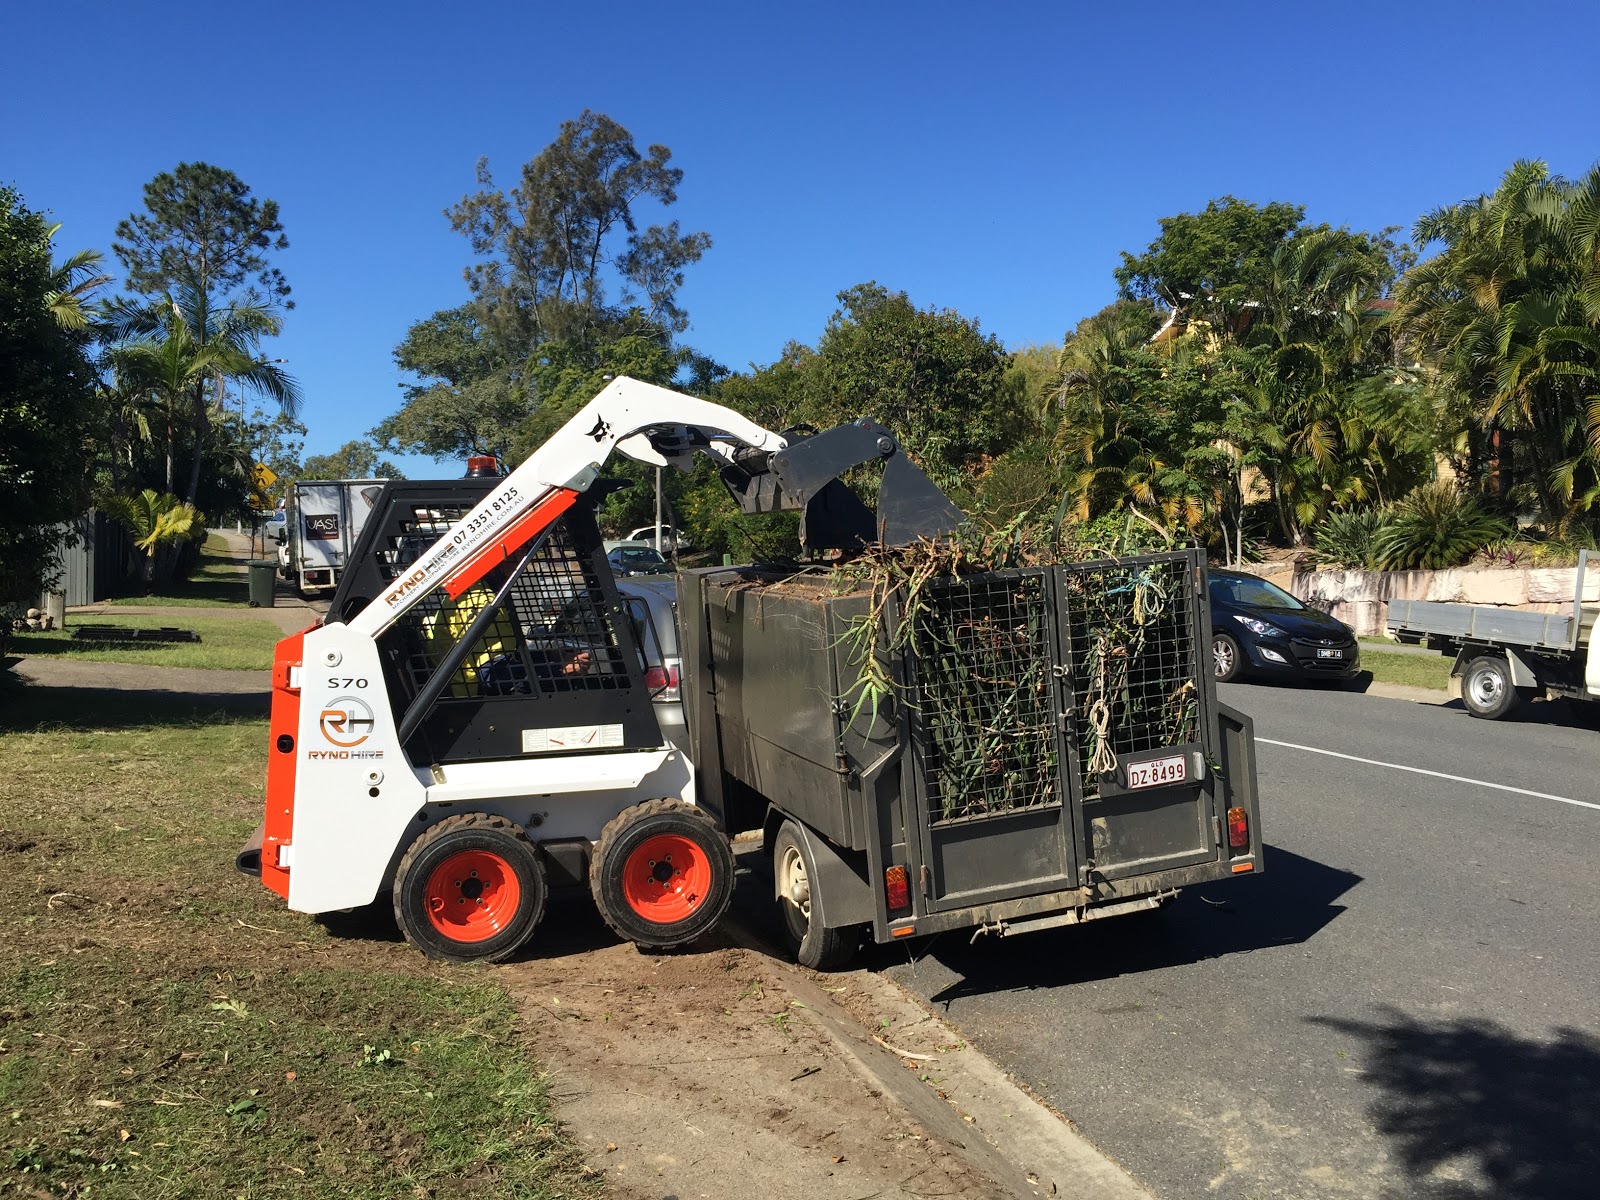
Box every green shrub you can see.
[1370,483,1512,570]
[1311,507,1387,569]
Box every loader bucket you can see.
[718,418,962,550]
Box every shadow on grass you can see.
[4,635,208,660]
[1312,1007,1600,1199]
[102,550,249,606]
[0,672,266,730]
[865,844,1358,1004]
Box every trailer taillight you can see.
[884,865,911,913]
[1227,806,1250,851]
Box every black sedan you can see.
[1208,569,1360,683]
[606,545,672,577]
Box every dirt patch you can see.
[500,903,1006,1200]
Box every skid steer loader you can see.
[238,377,961,962]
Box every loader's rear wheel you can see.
[394,813,546,963]
[590,800,734,950]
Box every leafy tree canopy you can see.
[796,283,1017,486]
[376,304,525,461]
[0,187,102,606]
[300,440,404,481]
[448,110,710,346]
[1116,196,1306,308]
[114,162,291,309]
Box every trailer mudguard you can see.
[1450,645,1539,689]
[773,817,875,929]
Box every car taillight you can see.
[884,865,910,913]
[644,664,680,700]
[1227,806,1250,851]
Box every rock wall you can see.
[1236,561,1600,637]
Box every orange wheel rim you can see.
[620,833,710,924]
[423,849,521,943]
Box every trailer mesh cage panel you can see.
[1059,556,1200,800]
[377,509,630,701]
[911,571,1060,824]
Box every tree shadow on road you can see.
[1312,1007,1600,1200]
[888,844,1359,1004]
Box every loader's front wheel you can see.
[590,800,734,950]
[394,813,546,963]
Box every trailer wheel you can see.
[1462,654,1519,720]
[393,813,546,963]
[1212,633,1243,682]
[589,800,734,950]
[773,821,861,971]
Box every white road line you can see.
[1256,737,1600,813]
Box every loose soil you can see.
[501,897,1006,1200]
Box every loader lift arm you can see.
[341,376,962,641]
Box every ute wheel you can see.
[589,799,734,950]
[773,820,861,971]
[1212,633,1243,682]
[393,813,546,963]
[1462,654,1519,720]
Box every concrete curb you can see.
[777,962,1153,1200]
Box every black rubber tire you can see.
[393,812,547,963]
[1462,655,1519,720]
[589,799,735,950]
[772,820,862,971]
[1212,633,1244,682]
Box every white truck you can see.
[278,479,387,595]
[1387,551,1600,719]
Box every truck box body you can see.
[679,547,1263,944]
[285,480,386,593]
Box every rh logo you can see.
[319,696,375,748]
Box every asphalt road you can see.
[881,683,1600,1200]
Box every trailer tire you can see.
[773,821,861,971]
[393,813,546,963]
[589,800,734,950]
[1462,654,1519,720]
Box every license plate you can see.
[1316,648,1343,659]
[1126,753,1187,790]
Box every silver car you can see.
[616,577,685,753]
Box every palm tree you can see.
[43,234,113,333]
[105,282,299,505]
[1396,160,1600,531]
[102,489,206,588]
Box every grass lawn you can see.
[104,534,251,608]
[0,690,591,1199]
[1363,649,1453,691]
[10,614,281,671]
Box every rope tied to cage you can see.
[1087,695,1116,776]
[1086,639,1118,776]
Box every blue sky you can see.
[5,1,1599,474]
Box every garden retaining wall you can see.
[1235,561,1600,638]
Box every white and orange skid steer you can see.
[238,377,960,962]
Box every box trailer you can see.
[678,548,1263,967]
